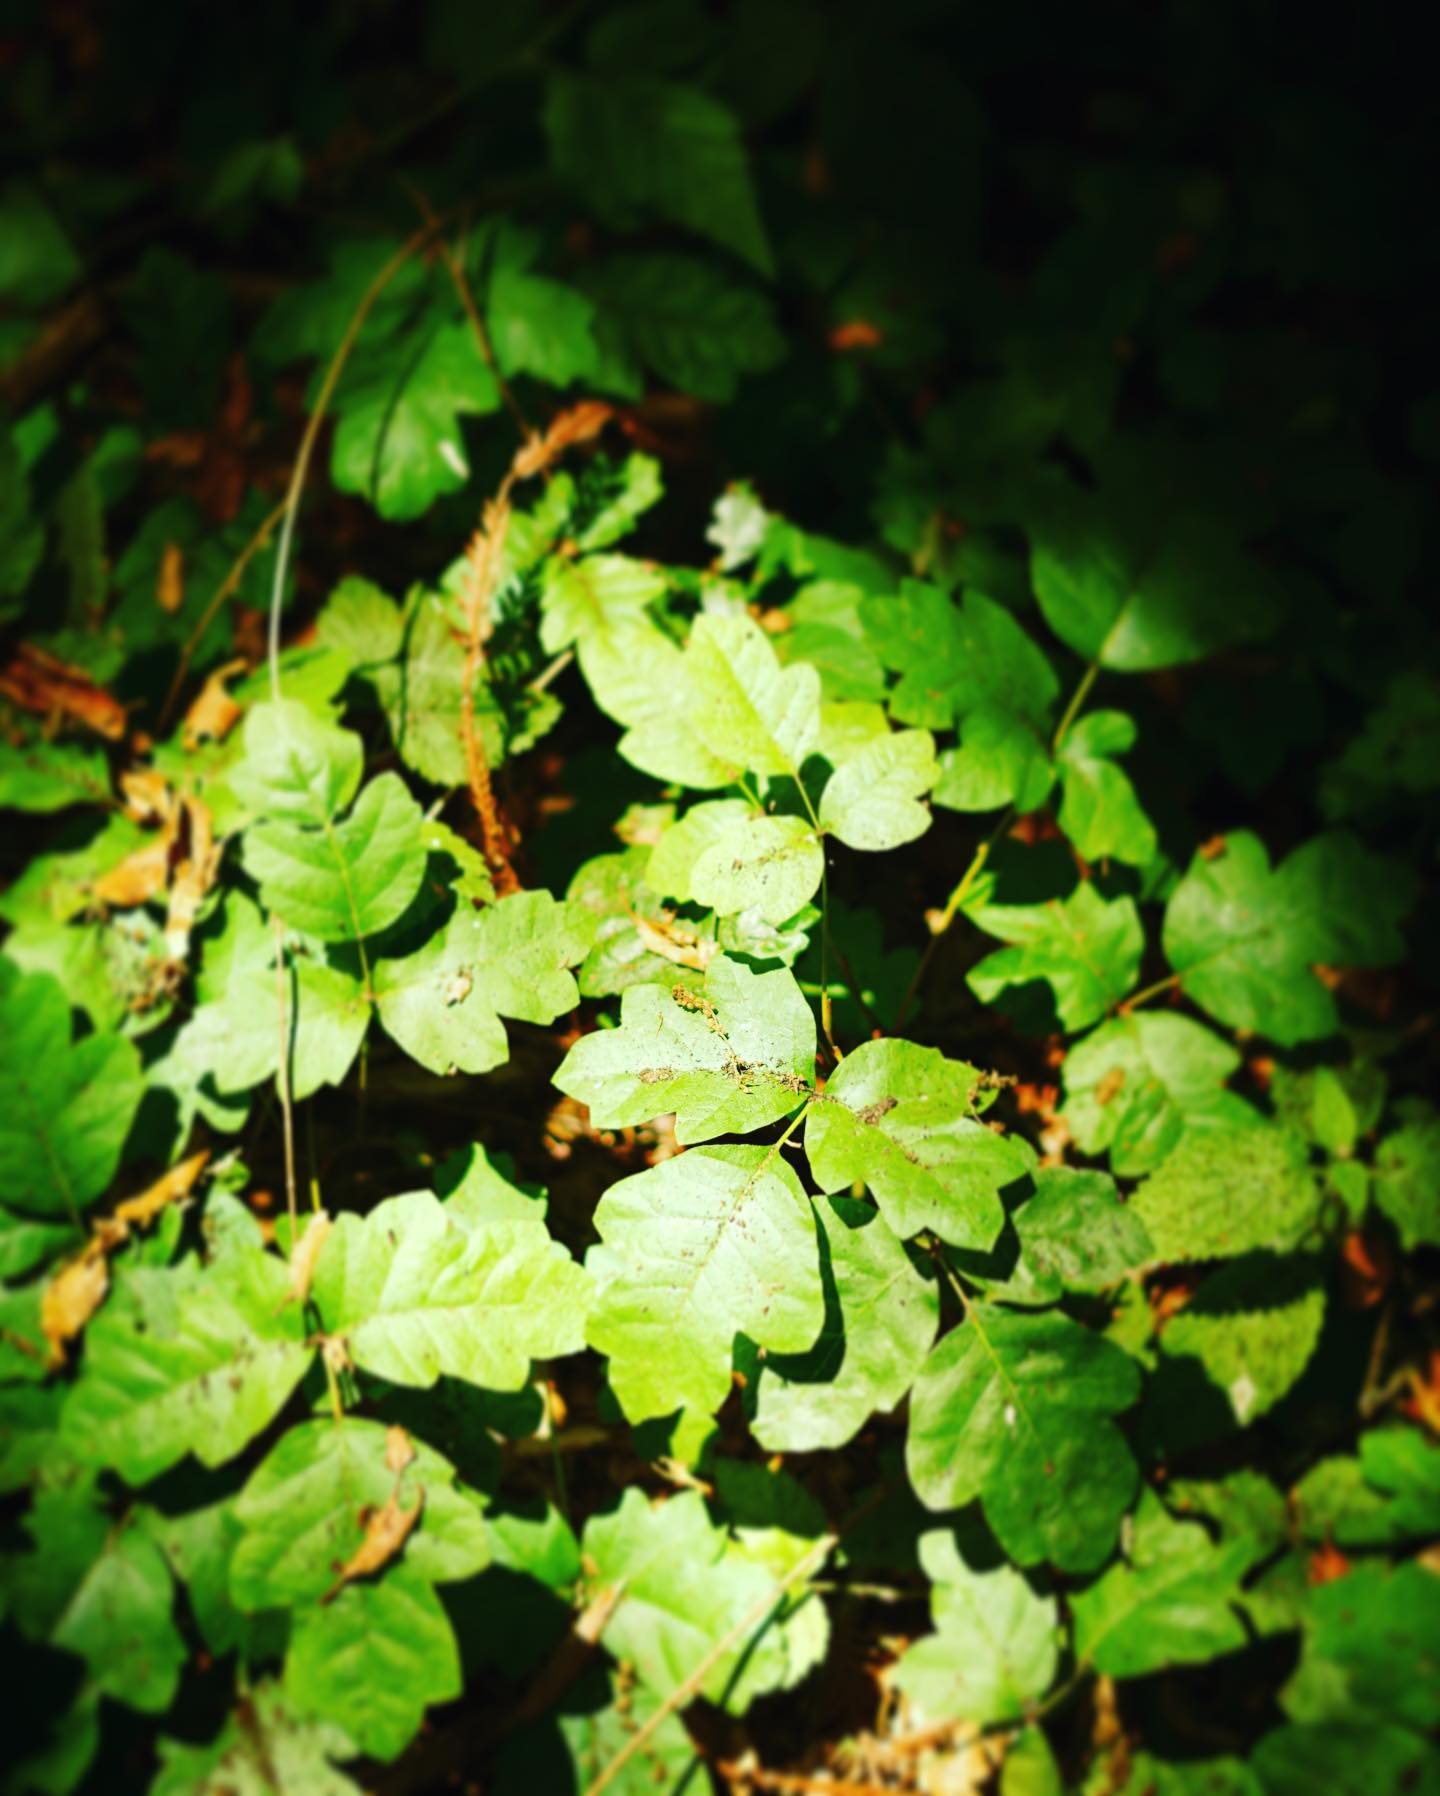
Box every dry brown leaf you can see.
[322,1488,424,1603]
[182,658,247,750]
[113,1149,210,1229]
[42,1250,110,1370]
[92,836,173,908]
[286,1211,333,1307]
[120,768,177,824]
[385,1426,416,1475]
[632,910,717,972]
[165,794,222,959]
[511,400,613,481]
[0,643,127,739]
[156,542,185,614]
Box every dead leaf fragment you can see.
[385,1426,416,1475]
[92,836,173,908]
[156,541,185,614]
[511,400,613,482]
[322,1488,424,1603]
[42,1251,110,1370]
[114,1149,210,1229]
[286,1210,333,1308]
[183,658,247,751]
[0,643,127,739]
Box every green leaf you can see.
[581,1488,809,1710]
[968,882,1144,1032]
[907,1306,1140,1571]
[685,612,821,778]
[316,575,405,668]
[819,728,938,851]
[284,1567,462,1762]
[545,75,771,273]
[1163,830,1415,1047]
[230,1417,489,1608]
[1062,1012,1257,1177]
[374,891,593,1076]
[1282,1560,1440,1733]
[0,734,110,813]
[1160,1256,1325,1425]
[488,263,599,387]
[48,1526,186,1715]
[933,702,1055,815]
[1373,1104,1440,1248]
[145,1499,249,1657]
[330,320,501,521]
[1056,710,1157,867]
[229,699,363,823]
[0,964,143,1218]
[860,585,1058,731]
[553,954,815,1144]
[0,420,44,603]
[804,1038,1026,1248]
[312,1190,591,1391]
[243,772,426,943]
[1028,484,1286,670]
[539,553,668,656]
[60,1250,313,1485]
[152,1683,359,1796]
[892,1528,1059,1724]
[648,801,823,924]
[743,1193,939,1452]
[585,253,784,401]
[586,1143,823,1421]
[567,846,715,997]
[1132,1125,1320,1264]
[970,1166,1153,1305]
[1071,1490,1252,1678]
[1253,1722,1440,1796]
[0,181,81,306]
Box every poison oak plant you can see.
[1,6,1438,1794]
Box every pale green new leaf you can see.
[1132,1125,1320,1264]
[1062,1012,1257,1177]
[968,882,1144,1031]
[587,1144,823,1421]
[374,891,593,1076]
[743,1194,939,1452]
[1163,830,1415,1047]
[228,698,362,822]
[553,954,815,1143]
[694,813,823,922]
[243,771,426,943]
[1056,710,1157,867]
[1071,1490,1252,1678]
[312,1190,590,1391]
[685,612,821,778]
[0,964,143,1218]
[892,1529,1059,1724]
[60,1249,312,1485]
[539,552,667,656]
[907,1306,1140,1572]
[231,1418,489,1609]
[284,1568,461,1762]
[582,1489,807,1711]
[819,728,938,851]
[805,1038,1029,1248]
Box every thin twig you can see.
[272,917,298,1237]
[266,219,447,704]
[584,1531,839,1796]
[891,809,1011,1033]
[1116,971,1182,1015]
[1052,656,1100,753]
[458,489,522,894]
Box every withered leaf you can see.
[322,1487,424,1603]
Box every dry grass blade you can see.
[285,1210,332,1307]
